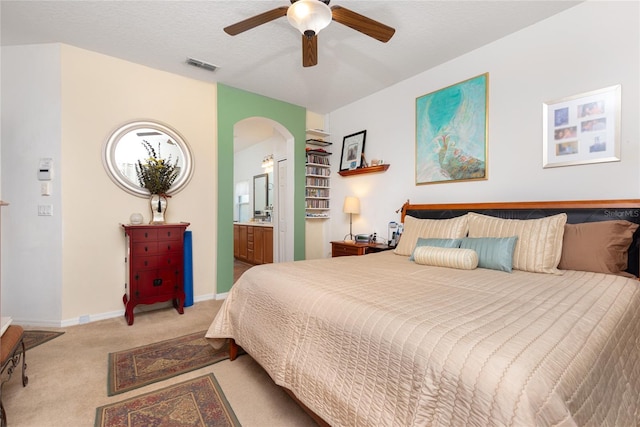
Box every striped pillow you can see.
[412,246,478,270]
[394,214,469,256]
[467,212,567,274]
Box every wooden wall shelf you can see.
[338,164,390,177]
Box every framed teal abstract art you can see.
[415,73,488,185]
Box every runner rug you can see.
[107,331,230,396]
[23,330,65,351]
[96,373,240,427]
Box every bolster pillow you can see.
[412,246,478,270]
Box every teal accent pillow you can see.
[409,238,462,261]
[460,236,518,272]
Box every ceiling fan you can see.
[223,0,395,67]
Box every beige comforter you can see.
[206,252,640,426]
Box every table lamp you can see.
[343,196,360,242]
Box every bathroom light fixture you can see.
[261,154,274,172]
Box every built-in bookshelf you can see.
[305,130,331,219]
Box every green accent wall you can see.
[217,84,306,294]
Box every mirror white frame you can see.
[102,120,194,197]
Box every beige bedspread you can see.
[206,252,640,426]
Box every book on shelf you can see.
[306,188,330,198]
[306,214,330,219]
[306,153,331,164]
[306,199,330,209]
[306,177,330,187]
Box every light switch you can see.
[38,205,53,216]
[41,182,51,196]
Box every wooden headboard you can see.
[401,199,640,277]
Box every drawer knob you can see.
[153,278,163,287]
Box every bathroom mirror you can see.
[253,173,269,219]
[102,120,194,197]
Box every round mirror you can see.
[103,121,194,197]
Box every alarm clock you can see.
[355,234,371,243]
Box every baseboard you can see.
[60,309,125,327]
[194,293,216,302]
[14,294,222,328]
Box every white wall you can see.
[1,45,64,323]
[2,43,218,326]
[328,1,639,244]
[234,135,284,221]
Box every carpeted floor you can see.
[96,374,240,427]
[2,299,317,427]
[108,330,230,395]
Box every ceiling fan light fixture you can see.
[287,0,332,37]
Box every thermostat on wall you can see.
[38,158,53,181]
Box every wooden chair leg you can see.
[229,339,238,361]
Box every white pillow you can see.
[394,214,469,256]
[467,212,567,274]
[412,246,478,270]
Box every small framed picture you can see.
[543,85,621,168]
[339,130,367,171]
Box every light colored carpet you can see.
[2,299,317,427]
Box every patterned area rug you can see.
[23,330,65,351]
[108,331,230,396]
[96,373,240,427]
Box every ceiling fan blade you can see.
[302,34,318,67]
[224,6,289,36]
[330,5,395,43]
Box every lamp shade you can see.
[343,196,360,214]
[287,0,332,37]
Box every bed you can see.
[206,200,640,426]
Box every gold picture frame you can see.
[415,73,489,185]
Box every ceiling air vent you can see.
[186,57,218,72]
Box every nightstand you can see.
[331,241,394,257]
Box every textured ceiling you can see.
[1,1,581,115]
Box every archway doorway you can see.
[233,117,295,263]
[216,84,306,296]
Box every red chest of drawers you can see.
[122,223,190,325]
